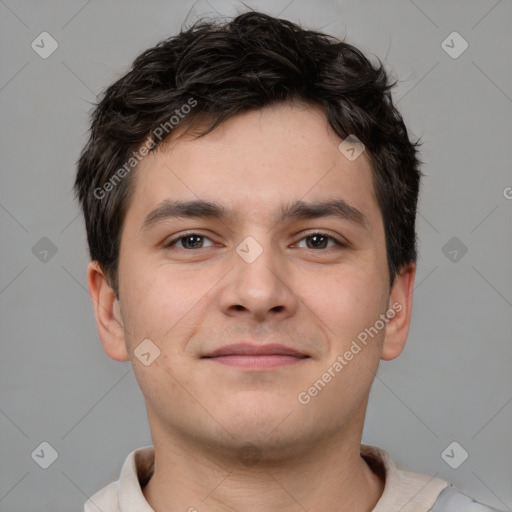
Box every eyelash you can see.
[163,231,347,250]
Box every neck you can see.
[142,427,384,512]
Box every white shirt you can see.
[83,444,498,511]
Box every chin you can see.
[209,428,311,467]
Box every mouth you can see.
[202,343,310,369]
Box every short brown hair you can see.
[74,11,422,297]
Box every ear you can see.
[87,261,129,362]
[381,262,416,361]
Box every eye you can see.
[163,231,346,251]
[294,232,345,250]
[164,233,216,250]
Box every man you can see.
[74,10,502,512]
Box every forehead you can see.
[124,102,381,230]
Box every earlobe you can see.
[381,262,416,361]
[87,261,129,362]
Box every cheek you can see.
[297,269,386,415]
[306,263,387,339]
[119,262,212,350]
[118,259,170,347]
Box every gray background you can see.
[0,0,511,510]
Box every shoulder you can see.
[360,444,504,512]
[84,481,119,512]
[428,485,506,512]
[83,446,155,512]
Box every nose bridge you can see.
[234,232,282,293]
[220,232,296,318]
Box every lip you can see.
[202,343,310,369]
[204,343,308,358]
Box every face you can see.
[89,101,415,461]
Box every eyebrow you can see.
[140,198,370,232]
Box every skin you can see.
[88,101,416,512]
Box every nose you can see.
[218,238,299,322]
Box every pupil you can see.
[185,235,202,248]
[308,235,327,249]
